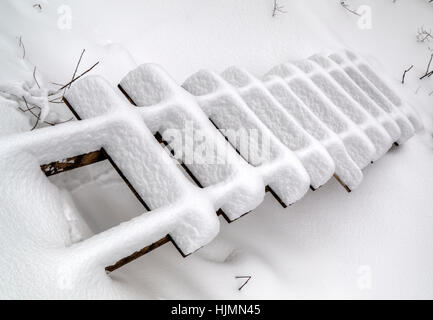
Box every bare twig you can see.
[420,53,433,79]
[402,65,413,84]
[43,117,74,126]
[18,36,25,59]
[272,0,286,17]
[51,61,99,94]
[417,26,433,43]
[68,49,86,89]
[423,53,433,75]
[23,97,41,130]
[51,82,65,87]
[8,47,89,130]
[18,104,38,113]
[20,96,73,128]
[340,1,360,16]
[48,99,64,104]
[235,276,252,291]
[33,66,41,89]
[61,49,86,98]
[48,97,63,103]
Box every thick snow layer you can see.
[182,68,310,205]
[219,66,335,189]
[329,52,416,144]
[342,50,423,132]
[290,59,393,161]
[308,54,402,144]
[120,64,266,219]
[266,63,377,169]
[263,76,363,191]
[66,75,224,254]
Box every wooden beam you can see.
[41,149,107,176]
[265,185,288,208]
[105,235,171,272]
[333,174,351,193]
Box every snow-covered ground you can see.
[1,0,433,299]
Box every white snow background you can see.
[1,0,433,299]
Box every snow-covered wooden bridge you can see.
[7,50,421,272]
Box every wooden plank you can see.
[105,235,171,272]
[333,174,351,193]
[265,185,288,208]
[41,149,107,176]
[57,85,284,272]
[208,117,288,208]
[118,84,137,106]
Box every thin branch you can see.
[68,49,85,89]
[18,36,25,59]
[420,53,433,79]
[48,97,64,103]
[402,65,413,84]
[20,96,73,128]
[417,26,433,43]
[33,66,41,89]
[43,117,74,126]
[272,0,286,17]
[48,100,65,104]
[235,276,252,291]
[340,1,360,16]
[51,82,65,87]
[23,97,41,130]
[426,54,433,74]
[51,61,99,94]
[18,104,38,112]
